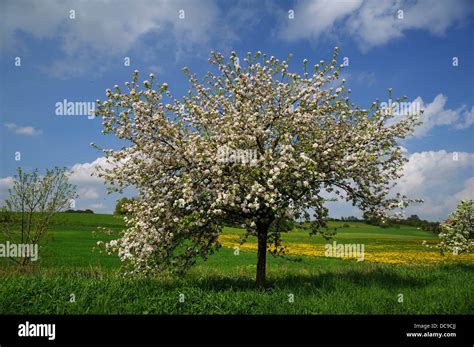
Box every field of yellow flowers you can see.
[219,228,474,266]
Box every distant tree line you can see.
[64,209,94,214]
[362,212,440,232]
[326,214,440,233]
[394,215,440,232]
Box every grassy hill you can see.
[0,212,473,314]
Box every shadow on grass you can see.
[174,263,474,292]
[2,262,472,294]
[181,271,420,292]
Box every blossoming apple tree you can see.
[95,48,421,287]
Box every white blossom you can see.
[95,48,421,278]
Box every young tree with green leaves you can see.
[1,167,77,265]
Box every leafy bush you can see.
[436,200,473,255]
[114,197,136,216]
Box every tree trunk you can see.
[256,221,269,288]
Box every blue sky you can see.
[0,0,473,221]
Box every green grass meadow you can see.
[0,213,473,314]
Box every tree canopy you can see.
[95,48,421,286]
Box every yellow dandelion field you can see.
[218,234,474,265]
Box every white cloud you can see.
[397,150,474,195]
[1,0,242,78]
[450,177,474,202]
[280,0,363,41]
[395,150,474,220]
[67,156,134,212]
[280,0,473,50]
[0,177,14,209]
[0,177,14,190]
[327,149,474,221]
[411,94,462,137]
[0,158,114,212]
[78,187,100,200]
[69,156,111,185]
[387,94,473,137]
[2,0,221,52]
[454,106,474,130]
[4,123,42,136]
